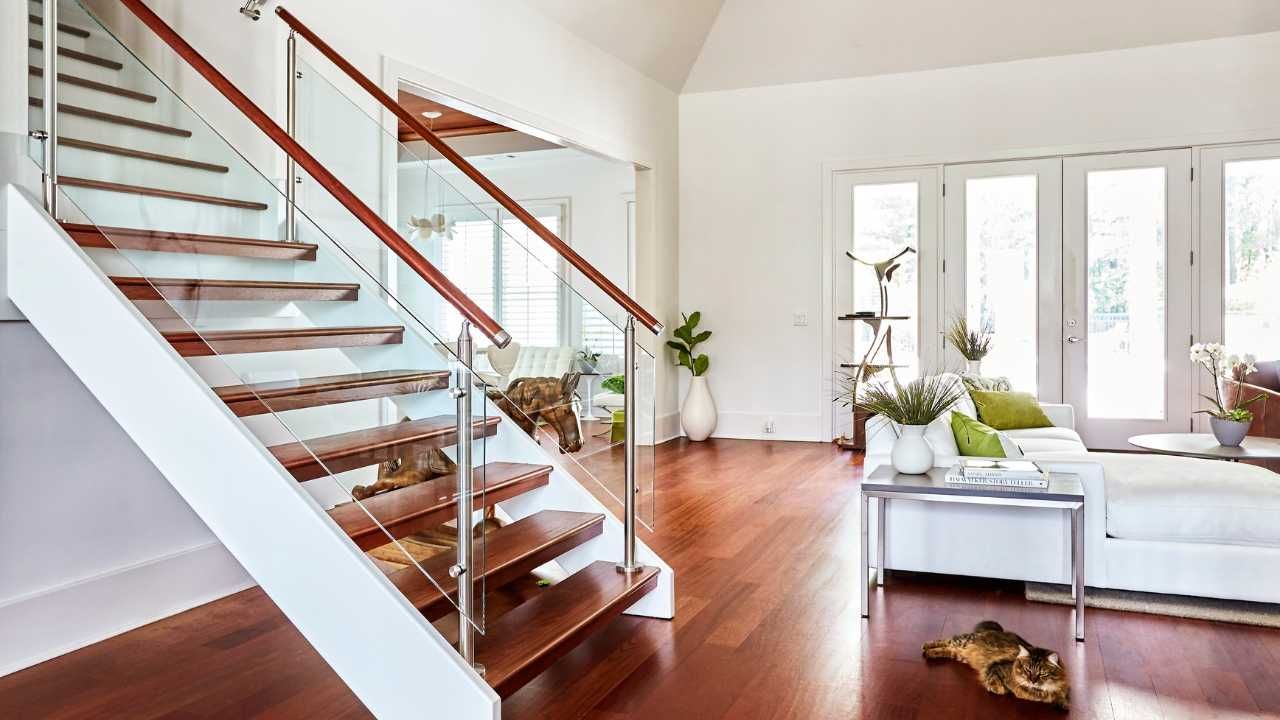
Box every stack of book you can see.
[944,458,1049,489]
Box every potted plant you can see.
[577,347,602,373]
[945,316,994,375]
[667,311,715,441]
[856,375,966,473]
[1191,343,1264,446]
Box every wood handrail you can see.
[117,0,510,348]
[274,6,664,337]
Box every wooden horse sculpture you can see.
[487,372,584,453]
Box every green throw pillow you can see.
[950,412,1006,457]
[969,390,1053,431]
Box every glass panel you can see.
[1223,157,1280,359]
[851,182,919,382]
[964,175,1038,392]
[1085,167,1167,419]
[41,0,498,631]
[295,57,657,530]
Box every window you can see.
[1223,158,1280,359]
[439,202,568,347]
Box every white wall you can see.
[679,31,1280,441]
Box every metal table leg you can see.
[860,493,869,618]
[1072,504,1085,641]
[876,497,886,587]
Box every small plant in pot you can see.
[945,316,994,375]
[1190,343,1264,447]
[577,347,602,372]
[857,375,966,474]
[668,312,716,441]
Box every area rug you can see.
[1025,583,1280,629]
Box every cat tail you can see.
[973,620,1004,633]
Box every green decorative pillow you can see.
[951,412,1006,457]
[969,390,1053,431]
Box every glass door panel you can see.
[1064,150,1193,447]
[943,159,1062,397]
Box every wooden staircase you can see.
[32,5,658,705]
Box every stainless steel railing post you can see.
[284,29,298,243]
[40,0,59,215]
[617,316,643,574]
[451,322,483,671]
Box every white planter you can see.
[1210,417,1251,447]
[965,359,982,375]
[891,424,934,474]
[681,376,717,441]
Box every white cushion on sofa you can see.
[1006,426,1088,454]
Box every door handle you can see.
[1065,336,1081,344]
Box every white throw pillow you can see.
[997,432,1025,458]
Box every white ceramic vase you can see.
[681,375,717,441]
[891,424,934,474]
[1210,417,1250,447]
[965,359,982,375]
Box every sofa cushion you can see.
[970,390,1054,430]
[1005,426,1088,454]
[951,412,1005,457]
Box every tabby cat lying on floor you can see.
[923,620,1069,710]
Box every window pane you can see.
[500,212,563,347]
[1086,167,1167,419]
[1224,158,1280,359]
[965,175,1038,393]
[440,218,497,339]
[852,182,918,380]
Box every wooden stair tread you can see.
[112,276,359,302]
[332,462,554,551]
[29,67,156,102]
[29,14,93,39]
[269,414,501,481]
[30,39,123,70]
[63,222,318,260]
[61,137,227,172]
[215,369,449,417]
[161,325,404,358]
[384,509,603,619]
[31,97,191,136]
[59,177,268,211]
[478,561,660,697]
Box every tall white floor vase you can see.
[681,376,717,441]
[891,424,934,474]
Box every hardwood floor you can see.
[2,439,1279,719]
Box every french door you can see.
[1062,149,1194,447]
[943,159,1062,399]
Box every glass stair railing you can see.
[24,0,663,686]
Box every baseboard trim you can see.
[0,541,253,677]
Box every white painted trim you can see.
[6,185,498,719]
[0,541,252,677]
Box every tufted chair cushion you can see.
[510,346,575,382]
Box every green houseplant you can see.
[857,375,967,474]
[945,316,994,374]
[1191,343,1263,446]
[668,312,716,440]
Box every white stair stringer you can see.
[5,184,498,720]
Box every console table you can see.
[860,466,1087,641]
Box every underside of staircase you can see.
[12,2,666,713]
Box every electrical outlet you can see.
[764,418,776,433]
[793,312,808,326]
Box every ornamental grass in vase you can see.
[1190,343,1264,447]
[945,316,994,375]
[856,375,967,474]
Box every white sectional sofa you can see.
[864,383,1280,605]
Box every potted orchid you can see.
[1190,343,1264,446]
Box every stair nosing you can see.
[59,176,268,211]
[62,222,318,260]
[29,14,93,39]
[162,325,405,358]
[61,137,228,172]
[28,66,157,103]
[111,276,359,301]
[30,97,192,137]
[29,39,124,70]
[215,369,449,416]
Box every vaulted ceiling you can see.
[523,0,1280,94]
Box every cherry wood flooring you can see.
[2,439,1279,719]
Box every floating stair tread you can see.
[161,325,404,358]
[332,462,553,551]
[478,561,660,697]
[61,137,227,172]
[29,14,93,39]
[59,177,268,211]
[28,67,155,102]
[63,222,318,260]
[269,414,501,481]
[216,369,449,417]
[30,39,123,70]
[31,98,191,137]
[385,509,604,619]
[112,276,359,302]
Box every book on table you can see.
[944,458,1049,489]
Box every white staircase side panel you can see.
[6,184,498,720]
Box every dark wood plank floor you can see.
[2,439,1278,719]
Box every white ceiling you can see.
[524,0,1280,95]
[520,0,726,91]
